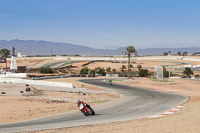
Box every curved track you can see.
[42,61,81,68]
[0,79,188,133]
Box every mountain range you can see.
[0,40,200,56]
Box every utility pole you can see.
[12,46,15,57]
[29,47,31,60]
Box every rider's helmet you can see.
[77,100,81,105]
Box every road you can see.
[0,79,188,133]
[42,61,81,68]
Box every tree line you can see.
[163,51,188,56]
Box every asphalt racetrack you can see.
[0,79,188,133]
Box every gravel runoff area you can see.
[0,77,119,125]
[20,78,200,133]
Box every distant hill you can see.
[0,40,200,56]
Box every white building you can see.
[17,52,26,58]
[184,64,200,68]
[10,56,17,70]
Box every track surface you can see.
[42,61,81,68]
[0,79,188,133]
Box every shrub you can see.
[80,67,89,75]
[163,67,171,78]
[106,67,111,73]
[95,67,106,76]
[137,64,142,70]
[121,65,127,72]
[131,61,136,64]
[90,67,106,76]
[121,61,127,63]
[111,61,120,63]
[138,69,149,77]
[183,68,193,76]
[112,69,117,73]
[129,64,133,69]
[40,66,53,74]
[194,74,200,78]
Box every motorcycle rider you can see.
[77,100,90,108]
[109,80,112,85]
[77,100,95,116]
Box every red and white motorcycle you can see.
[78,102,95,116]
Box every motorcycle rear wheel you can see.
[89,107,95,115]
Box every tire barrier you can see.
[32,75,71,80]
[82,60,107,67]
[32,74,96,80]
[118,75,128,77]
[1,92,6,95]
[25,87,31,92]
[70,75,96,77]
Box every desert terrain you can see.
[22,78,200,133]
[0,56,200,133]
[0,77,119,124]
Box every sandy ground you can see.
[0,59,43,68]
[2,58,200,76]
[82,59,200,76]
[86,59,200,69]
[0,78,119,124]
[23,78,200,133]
[1,57,200,132]
[45,77,105,91]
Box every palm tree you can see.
[122,46,137,79]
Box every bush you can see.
[183,68,193,76]
[163,67,171,78]
[40,67,53,74]
[112,69,117,73]
[121,61,127,63]
[111,61,120,63]
[138,69,149,77]
[121,65,127,72]
[106,67,111,73]
[80,67,89,75]
[194,74,200,78]
[80,67,106,76]
[137,64,142,70]
[95,67,106,76]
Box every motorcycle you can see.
[109,80,112,85]
[78,103,95,116]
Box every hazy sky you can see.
[0,0,200,49]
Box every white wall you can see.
[0,78,73,88]
[0,73,28,78]
[6,55,200,62]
